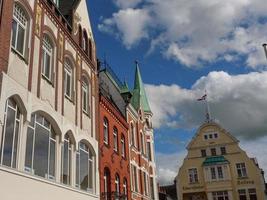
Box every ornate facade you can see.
[0,0,99,199]
[176,122,266,200]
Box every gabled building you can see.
[127,63,159,200]
[98,65,131,200]
[176,122,266,200]
[0,0,99,199]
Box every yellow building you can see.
[176,122,266,200]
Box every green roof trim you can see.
[120,81,130,94]
[203,156,229,166]
[130,63,152,113]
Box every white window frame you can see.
[188,168,198,183]
[64,60,73,99]
[212,191,229,200]
[42,35,53,81]
[103,118,109,145]
[11,3,28,57]
[82,80,89,113]
[61,134,72,185]
[113,128,118,152]
[121,136,125,158]
[236,163,247,178]
[123,179,127,200]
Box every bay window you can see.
[0,99,21,168]
[25,114,56,180]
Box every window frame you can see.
[41,34,54,81]
[188,168,199,183]
[121,135,125,158]
[82,78,89,113]
[61,134,73,185]
[11,3,28,57]
[113,127,118,152]
[236,163,248,178]
[64,59,73,100]
[103,117,109,145]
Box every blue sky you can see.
[87,0,267,185]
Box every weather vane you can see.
[197,90,212,123]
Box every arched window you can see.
[64,58,73,99]
[113,127,118,152]
[82,30,88,55]
[61,133,73,185]
[115,174,120,198]
[121,135,125,158]
[76,142,94,192]
[123,178,128,200]
[25,114,56,180]
[103,168,111,200]
[82,77,89,113]
[42,34,54,81]
[130,123,135,147]
[11,3,28,56]
[103,117,109,145]
[140,132,145,155]
[0,99,21,168]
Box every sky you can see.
[87,0,267,185]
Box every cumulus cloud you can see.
[99,0,267,68]
[98,8,151,48]
[157,137,267,185]
[145,71,267,139]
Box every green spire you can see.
[130,61,152,113]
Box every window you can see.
[103,168,111,200]
[188,168,198,183]
[204,135,208,140]
[209,134,213,139]
[0,99,21,168]
[221,147,226,155]
[210,166,224,180]
[113,127,118,152]
[201,149,206,157]
[11,3,28,56]
[121,135,125,158]
[61,134,73,185]
[82,31,88,54]
[123,179,128,200]
[211,148,217,156]
[214,133,218,138]
[143,172,148,195]
[115,174,120,199]
[64,59,73,99]
[103,118,109,145]
[76,142,94,192]
[0,0,3,24]
[140,132,145,154]
[248,189,257,200]
[212,191,229,200]
[25,114,56,180]
[89,39,93,60]
[236,163,247,178]
[82,78,89,113]
[132,165,138,192]
[147,142,152,161]
[130,123,136,147]
[238,189,247,200]
[42,35,53,81]
[150,177,155,199]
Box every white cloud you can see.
[156,137,267,185]
[113,0,142,9]
[98,8,151,48]
[99,0,267,68]
[145,71,267,139]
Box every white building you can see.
[0,0,99,199]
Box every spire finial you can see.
[197,90,212,123]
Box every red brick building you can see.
[99,66,131,200]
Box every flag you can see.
[197,94,207,101]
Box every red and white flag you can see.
[197,94,207,101]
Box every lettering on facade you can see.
[237,180,255,185]
[183,185,204,191]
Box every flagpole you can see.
[205,90,212,122]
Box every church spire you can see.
[130,61,152,113]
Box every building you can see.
[99,65,131,199]
[0,0,99,199]
[159,182,178,200]
[127,63,159,200]
[176,122,266,200]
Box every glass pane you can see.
[25,127,34,169]
[66,75,71,96]
[33,124,49,178]
[12,121,20,168]
[45,54,51,79]
[89,160,93,189]
[76,153,80,186]
[17,25,25,55]
[11,20,17,48]
[49,139,55,178]
[62,141,69,184]
[3,107,16,167]
[80,150,89,190]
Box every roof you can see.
[203,156,229,166]
[130,63,152,113]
